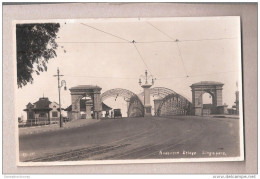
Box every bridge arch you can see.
[157,93,191,116]
[139,87,178,98]
[101,88,136,102]
[101,88,144,117]
[128,95,144,117]
[69,85,102,120]
[139,87,191,116]
[190,81,224,115]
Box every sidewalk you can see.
[19,119,100,136]
[210,114,240,119]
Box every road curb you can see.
[19,119,100,136]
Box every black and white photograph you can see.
[15,17,244,165]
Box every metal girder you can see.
[101,88,136,102]
[139,87,178,98]
[157,93,191,116]
[101,88,144,117]
[128,95,144,117]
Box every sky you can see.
[16,17,242,118]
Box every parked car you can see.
[113,109,122,118]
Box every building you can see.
[23,97,61,124]
[64,100,112,120]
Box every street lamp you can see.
[54,68,67,128]
[139,70,156,117]
[139,70,156,86]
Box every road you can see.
[19,116,241,162]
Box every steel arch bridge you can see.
[101,87,191,117]
[157,93,191,116]
[101,88,136,102]
[139,87,178,98]
[139,87,191,116]
[101,88,144,117]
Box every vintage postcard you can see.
[15,17,244,166]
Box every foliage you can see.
[16,23,60,88]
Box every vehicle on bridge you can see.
[113,109,122,118]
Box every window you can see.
[52,111,58,117]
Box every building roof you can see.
[64,105,72,111]
[24,97,65,112]
[191,81,224,87]
[64,102,112,112]
[33,97,52,109]
[69,85,102,90]
[26,102,34,108]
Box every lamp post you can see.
[139,70,156,116]
[54,68,67,128]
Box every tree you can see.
[16,23,60,88]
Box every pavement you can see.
[19,118,100,136]
[209,114,240,119]
[19,115,241,162]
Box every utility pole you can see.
[53,68,67,128]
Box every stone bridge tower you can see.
[69,85,102,120]
[190,81,224,116]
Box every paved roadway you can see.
[19,116,240,162]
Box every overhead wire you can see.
[62,70,238,80]
[158,70,238,80]
[56,37,237,44]
[80,22,154,76]
[179,37,237,42]
[146,21,189,78]
[63,75,138,79]
[132,42,153,76]
[80,23,131,43]
[58,22,237,45]
[57,41,130,44]
[146,21,175,41]
[136,40,173,43]
[58,22,238,81]
[188,70,238,78]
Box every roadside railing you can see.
[18,120,58,128]
[18,117,71,128]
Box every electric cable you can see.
[80,23,131,43]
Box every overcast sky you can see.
[16,17,241,118]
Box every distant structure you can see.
[228,91,240,115]
[24,97,61,124]
[235,91,239,115]
[190,81,228,116]
[64,101,112,119]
